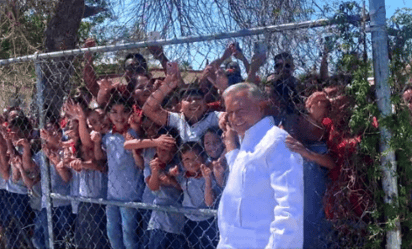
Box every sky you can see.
[94,0,411,71]
[385,0,410,18]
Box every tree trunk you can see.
[39,0,84,120]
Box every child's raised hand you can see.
[40,129,50,142]
[250,52,267,71]
[90,131,102,144]
[168,165,179,176]
[164,62,181,88]
[150,158,161,173]
[200,164,212,179]
[67,103,85,120]
[69,158,83,172]
[202,64,217,83]
[212,158,225,176]
[128,113,142,132]
[214,68,229,91]
[155,135,175,151]
[83,38,96,48]
[15,138,30,149]
[166,61,180,77]
[159,173,172,186]
[97,78,118,91]
[124,132,134,141]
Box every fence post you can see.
[368,0,401,248]
[34,56,55,249]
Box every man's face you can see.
[403,89,412,112]
[224,90,264,137]
[180,95,207,122]
[274,59,293,78]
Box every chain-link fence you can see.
[0,5,403,248]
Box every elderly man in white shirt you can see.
[218,83,304,249]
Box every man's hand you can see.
[285,135,310,158]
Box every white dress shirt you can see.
[217,116,304,249]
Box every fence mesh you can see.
[0,4,404,247]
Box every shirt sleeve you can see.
[224,149,239,172]
[266,141,304,249]
[167,112,183,128]
[101,134,108,150]
[211,111,223,127]
[32,151,42,167]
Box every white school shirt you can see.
[102,129,144,201]
[33,151,71,209]
[177,174,218,221]
[217,116,304,249]
[142,148,156,204]
[168,111,222,143]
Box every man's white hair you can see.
[222,82,264,101]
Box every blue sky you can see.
[385,0,410,18]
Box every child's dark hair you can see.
[126,73,152,96]
[178,84,205,101]
[105,90,133,113]
[9,115,33,136]
[201,127,223,146]
[69,87,91,111]
[179,142,205,162]
[124,53,148,75]
[45,115,62,133]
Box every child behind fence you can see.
[171,142,219,249]
[143,129,187,249]
[65,102,111,249]
[4,114,39,248]
[142,62,223,144]
[201,127,227,189]
[94,91,145,249]
[33,119,73,249]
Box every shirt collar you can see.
[112,124,130,135]
[185,170,203,179]
[239,116,275,152]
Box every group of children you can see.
[0,37,371,249]
[0,56,229,249]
